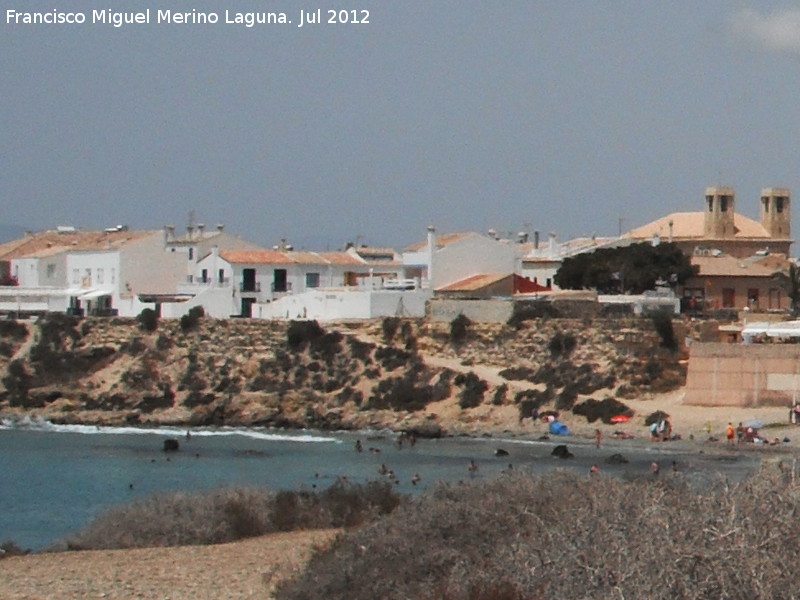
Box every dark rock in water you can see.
[784,437,791,443]
[606,453,629,464]
[407,423,443,439]
[495,448,510,457]
[163,438,180,452]
[551,444,573,459]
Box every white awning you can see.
[79,289,112,300]
[742,320,800,341]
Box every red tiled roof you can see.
[220,249,367,267]
[404,232,475,252]
[0,229,158,260]
[436,272,510,292]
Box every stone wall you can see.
[684,342,800,407]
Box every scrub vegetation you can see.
[276,466,800,600]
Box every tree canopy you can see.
[554,242,698,294]
[772,263,800,317]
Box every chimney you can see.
[427,225,436,285]
[668,220,674,243]
[164,224,175,241]
[534,231,540,250]
[216,223,224,232]
[487,228,497,240]
[186,225,194,240]
[548,231,557,258]
[197,223,205,237]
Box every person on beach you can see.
[594,429,602,449]
[726,422,735,445]
[736,422,745,444]
[650,461,660,476]
[468,459,478,475]
[355,439,363,453]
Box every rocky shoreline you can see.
[0,313,691,437]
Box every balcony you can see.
[272,282,292,294]
[240,281,262,293]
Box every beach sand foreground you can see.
[0,529,339,600]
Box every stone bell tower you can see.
[703,186,736,239]
[760,187,791,239]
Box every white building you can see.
[187,247,411,318]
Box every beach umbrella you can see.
[610,415,630,423]
[744,419,764,429]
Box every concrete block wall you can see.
[684,342,800,407]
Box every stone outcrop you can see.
[0,313,685,434]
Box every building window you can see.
[218,269,225,284]
[769,288,781,310]
[188,248,194,260]
[201,269,208,283]
[722,288,735,308]
[306,273,320,288]
[720,196,728,212]
[46,264,56,279]
[97,268,104,284]
[777,197,786,213]
[747,288,759,309]
[706,196,713,211]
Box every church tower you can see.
[703,187,736,239]
[760,187,791,239]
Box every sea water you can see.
[0,419,761,551]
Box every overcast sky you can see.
[3,2,800,250]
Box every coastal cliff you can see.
[0,313,685,435]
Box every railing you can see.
[271,282,292,293]
[240,281,262,293]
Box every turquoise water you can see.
[0,420,760,551]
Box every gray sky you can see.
[3,1,800,250]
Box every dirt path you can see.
[0,529,339,600]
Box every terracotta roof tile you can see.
[436,272,509,292]
[691,254,789,277]
[0,229,158,260]
[220,249,292,264]
[625,212,773,241]
[404,232,475,252]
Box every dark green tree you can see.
[554,242,697,294]
[772,263,800,317]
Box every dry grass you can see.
[53,479,402,552]
[276,466,800,600]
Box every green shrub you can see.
[449,314,471,345]
[136,308,159,332]
[381,317,400,344]
[454,372,488,409]
[651,311,678,351]
[179,306,205,332]
[287,320,325,351]
[548,331,577,358]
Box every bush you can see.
[381,317,400,344]
[449,314,471,345]
[287,320,325,351]
[136,308,159,332]
[548,331,577,358]
[572,397,633,423]
[651,311,678,351]
[454,372,488,409]
[275,469,800,600]
[180,306,205,332]
[55,480,403,551]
